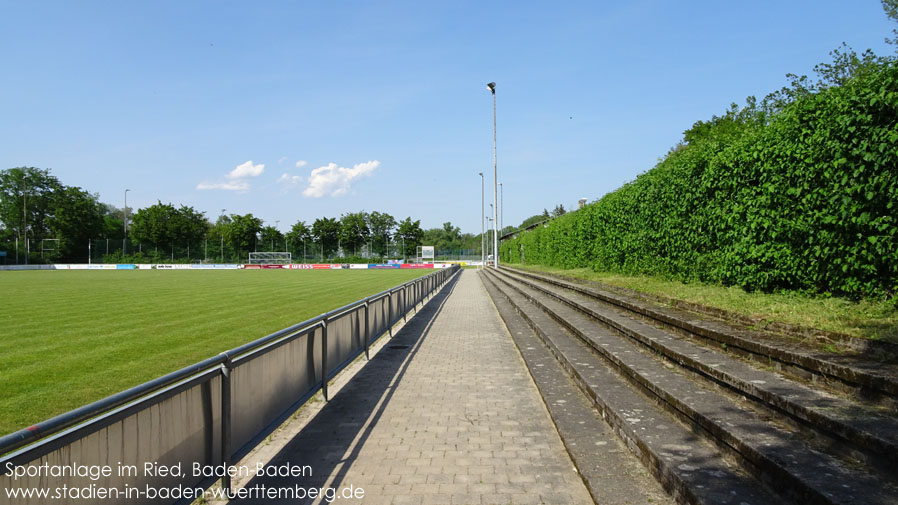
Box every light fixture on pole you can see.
[479,172,484,269]
[486,81,498,268]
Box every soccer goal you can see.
[248,251,292,265]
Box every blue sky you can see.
[1,1,893,234]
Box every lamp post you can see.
[124,189,130,255]
[479,172,484,269]
[489,204,494,265]
[273,220,279,250]
[486,81,498,268]
[486,216,493,265]
[499,182,503,235]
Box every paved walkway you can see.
[230,270,593,505]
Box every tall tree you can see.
[367,211,396,257]
[225,213,263,257]
[171,205,209,244]
[396,217,423,259]
[0,167,62,242]
[100,203,124,240]
[259,225,285,251]
[423,222,462,251]
[339,211,369,256]
[49,186,104,261]
[886,0,898,45]
[129,201,178,246]
[129,202,208,249]
[286,220,312,260]
[207,213,231,260]
[312,217,340,258]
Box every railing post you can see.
[364,300,370,360]
[220,354,233,498]
[321,319,329,401]
[403,286,408,322]
[388,291,393,337]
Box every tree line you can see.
[0,167,505,263]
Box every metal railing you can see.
[0,265,459,504]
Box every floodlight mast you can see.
[499,182,505,233]
[489,204,494,265]
[487,81,498,268]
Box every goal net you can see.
[248,252,292,265]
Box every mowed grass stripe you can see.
[0,269,431,435]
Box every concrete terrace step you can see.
[481,272,787,505]
[503,266,898,403]
[484,269,898,505]
[482,271,676,505]
[495,268,898,467]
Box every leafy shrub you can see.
[502,61,898,301]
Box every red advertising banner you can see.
[243,264,284,269]
[400,264,434,269]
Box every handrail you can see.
[0,265,457,456]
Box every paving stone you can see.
[227,271,592,505]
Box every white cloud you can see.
[277,172,303,188]
[278,156,288,164]
[227,160,264,179]
[197,160,264,192]
[295,160,308,168]
[196,180,250,191]
[302,160,380,198]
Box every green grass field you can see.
[512,264,898,345]
[0,269,432,436]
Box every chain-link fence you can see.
[0,238,61,265]
[0,238,486,265]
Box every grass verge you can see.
[0,269,430,435]
[509,264,898,345]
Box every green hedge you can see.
[502,62,898,300]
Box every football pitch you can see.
[0,269,433,436]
